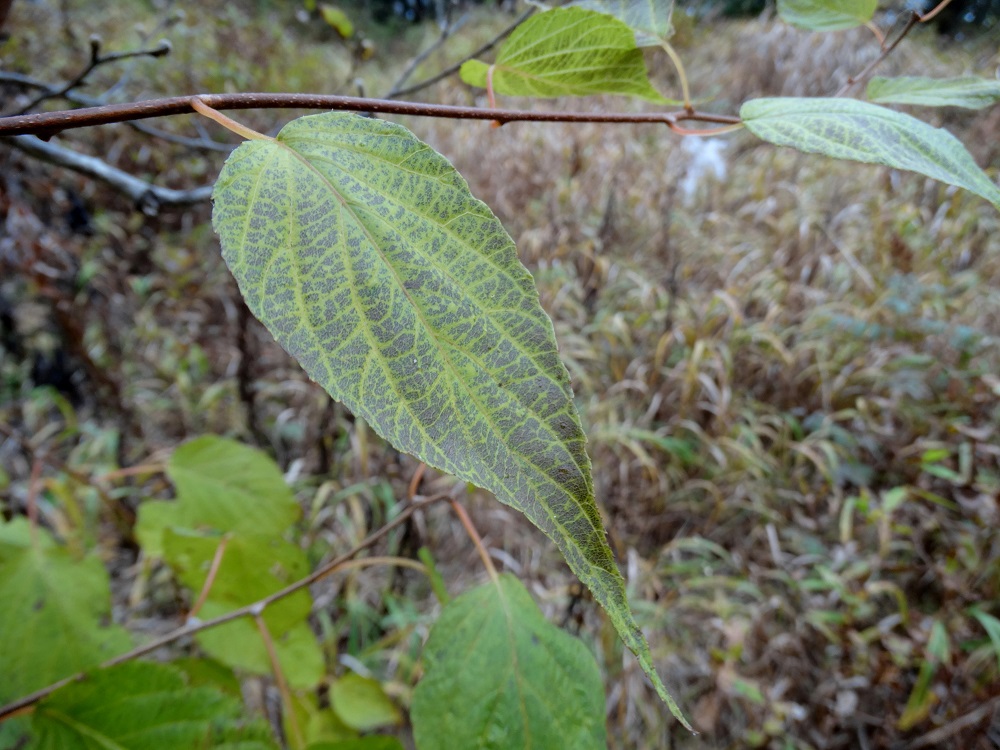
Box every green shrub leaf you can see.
[163,528,324,688]
[410,574,606,749]
[777,0,876,30]
[0,518,131,704]
[529,0,674,45]
[740,97,1000,209]
[329,674,401,732]
[137,435,299,557]
[32,661,276,749]
[460,7,667,100]
[212,111,688,725]
[867,76,1000,110]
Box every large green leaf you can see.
[163,528,324,688]
[137,435,300,557]
[777,0,876,30]
[867,76,1000,110]
[741,97,1000,210]
[460,7,667,100]
[411,574,606,750]
[32,661,276,749]
[529,0,674,45]
[213,111,688,724]
[0,518,131,704]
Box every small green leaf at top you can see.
[0,518,131,706]
[320,4,354,39]
[411,574,606,750]
[32,661,276,750]
[529,0,674,45]
[740,97,1000,210]
[777,0,876,30]
[460,7,668,100]
[867,76,1000,110]
[136,435,299,557]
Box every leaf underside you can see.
[867,76,1000,110]
[460,7,667,101]
[212,111,688,725]
[740,97,1000,210]
[529,0,674,45]
[777,0,876,30]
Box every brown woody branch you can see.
[0,93,741,139]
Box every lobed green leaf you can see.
[136,435,299,557]
[410,575,606,750]
[460,7,667,100]
[867,76,1000,110]
[740,97,1000,210]
[212,111,689,725]
[777,0,876,30]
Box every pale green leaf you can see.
[0,518,131,705]
[460,8,667,100]
[163,528,324,688]
[136,435,299,557]
[329,674,401,732]
[411,574,606,749]
[778,0,876,30]
[213,111,688,725]
[741,97,1000,210]
[867,76,1000,110]
[529,0,674,44]
[32,661,276,749]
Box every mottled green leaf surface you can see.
[777,0,875,30]
[741,98,1000,209]
[213,111,687,724]
[867,76,1000,110]
[163,528,324,688]
[529,0,674,44]
[33,662,276,749]
[460,8,666,100]
[411,574,606,750]
[0,518,131,704]
[136,435,299,556]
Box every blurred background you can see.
[1,1,999,747]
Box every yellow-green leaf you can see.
[529,0,674,45]
[460,7,667,101]
[212,111,689,725]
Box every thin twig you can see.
[0,93,742,138]
[12,38,171,116]
[187,535,230,620]
[387,6,535,100]
[835,12,920,97]
[385,11,471,98]
[254,614,303,750]
[0,493,447,722]
[449,498,499,583]
[0,71,233,151]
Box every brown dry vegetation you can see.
[1,2,999,749]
